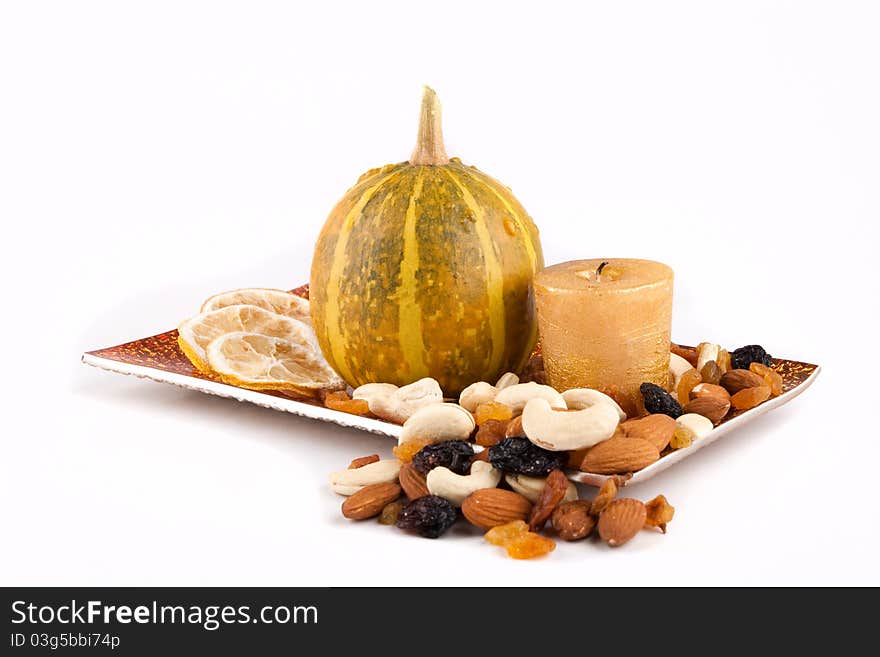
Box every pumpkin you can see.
[310,87,543,394]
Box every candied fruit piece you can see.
[506,533,556,560]
[323,390,350,404]
[396,495,458,538]
[675,368,702,406]
[392,438,433,463]
[700,361,722,385]
[488,438,567,476]
[475,419,510,447]
[484,520,530,546]
[378,500,404,525]
[730,345,772,370]
[669,425,695,449]
[644,495,675,533]
[640,383,682,418]
[750,362,783,397]
[731,385,771,410]
[671,343,699,368]
[717,348,732,374]
[474,401,514,425]
[412,441,473,475]
[326,397,371,416]
[348,454,380,469]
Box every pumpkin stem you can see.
[410,86,450,166]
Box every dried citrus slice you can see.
[200,288,311,326]
[178,304,314,373]
[206,331,343,393]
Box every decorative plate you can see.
[82,285,820,487]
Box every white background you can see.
[2,1,878,586]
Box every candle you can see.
[533,259,674,416]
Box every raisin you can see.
[378,500,404,525]
[644,495,675,533]
[325,394,371,416]
[527,469,569,531]
[669,425,695,449]
[392,438,432,463]
[488,437,567,477]
[520,354,547,385]
[700,361,722,385]
[474,401,513,425]
[730,345,772,371]
[750,362,783,397]
[675,368,702,406]
[348,454,380,469]
[730,385,771,410]
[411,441,474,475]
[717,348,732,374]
[590,478,619,516]
[484,520,529,546]
[506,533,556,559]
[475,419,510,447]
[640,382,682,418]
[396,495,458,538]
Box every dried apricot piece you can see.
[475,419,509,447]
[392,437,433,463]
[644,495,675,533]
[323,390,350,404]
[590,478,618,516]
[669,425,695,449]
[326,397,371,416]
[675,368,702,406]
[506,533,556,560]
[731,385,771,410]
[474,401,514,425]
[750,362,783,397]
[527,469,569,531]
[700,361,722,385]
[348,454,380,469]
[484,520,529,546]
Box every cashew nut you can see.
[458,381,498,413]
[696,343,720,373]
[504,473,578,504]
[366,377,444,423]
[676,413,713,440]
[495,372,519,389]
[494,382,566,414]
[328,459,401,496]
[521,397,619,451]
[399,402,475,445]
[351,382,399,401]
[561,388,627,421]
[426,461,501,506]
[668,353,694,390]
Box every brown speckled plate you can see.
[82,284,820,487]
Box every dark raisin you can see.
[412,441,474,475]
[488,437,566,477]
[396,495,458,538]
[640,382,682,418]
[730,345,772,370]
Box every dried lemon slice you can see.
[206,332,343,393]
[200,288,311,326]
[178,304,315,373]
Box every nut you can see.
[348,454,380,469]
[461,488,532,529]
[398,402,475,445]
[398,463,430,500]
[504,473,578,504]
[341,482,402,520]
[366,377,444,423]
[619,414,676,452]
[521,397,620,451]
[719,369,765,395]
[458,381,498,413]
[668,352,694,390]
[494,382,567,414]
[696,342,720,372]
[597,498,647,546]
[425,461,501,506]
[329,459,402,496]
[551,501,595,540]
[682,396,730,424]
[676,413,713,440]
[505,415,526,438]
[689,383,730,402]
[561,388,627,421]
[351,382,399,401]
[577,435,660,474]
[495,372,520,389]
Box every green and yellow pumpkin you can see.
[310,87,543,394]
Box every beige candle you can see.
[534,259,674,416]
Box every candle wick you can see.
[596,261,609,281]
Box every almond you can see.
[719,369,764,395]
[689,383,730,403]
[598,498,647,547]
[348,454,380,469]
[551,501,595,540]
[620,414,676,451]
[682,396,731,424]
[398,463,430,500]
[461,488,532,529]
[578,435,660,475]
[505,414,526,438]
[341,482,401,520]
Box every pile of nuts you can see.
[326,342,778,558]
